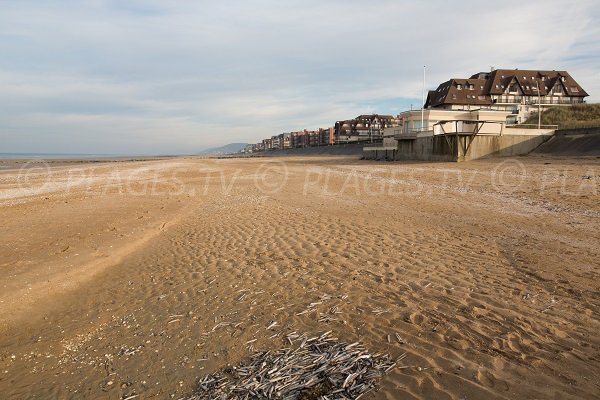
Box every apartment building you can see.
[425,69,588,123]
[334,114,399,143]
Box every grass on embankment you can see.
[524,103,600,129]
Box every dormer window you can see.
[456,84,462,90]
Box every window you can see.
[452,94,457,99]
[480,85,484,89]
[509,84,518,93]
[478,96,485,100]
[456,84,462,90]
[571,87,579,92]
[495,84,499,88]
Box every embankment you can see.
[534,127,600,156]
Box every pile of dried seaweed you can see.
[183,331,397,400]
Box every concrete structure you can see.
[425,69,589,124]
[534,127,600,156]
[366,109,555,162]
[394,109,511,137]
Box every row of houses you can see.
[243,114,400,153]
[244,68,589,153]
[245,128,334,153]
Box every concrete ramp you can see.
[534,128,600,156]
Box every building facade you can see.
[334,114,399,143]
[425,69,588,123]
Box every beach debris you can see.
[266,321,278,330]
[395,333,405,344]
[182,331,397,400]
[371,307,389,316]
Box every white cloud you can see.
[0,0,598,153]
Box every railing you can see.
[506,124,559,130]
[495,97,585,105]
[528,98,584,105]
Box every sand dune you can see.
[0,156,598,399]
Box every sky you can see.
[1,0,599,155]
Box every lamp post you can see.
[535,80,541,130]
[421,65,426,132]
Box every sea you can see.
[0,153,137,170]
[0,153,119,160]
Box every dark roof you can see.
[427,68,588,108]
[486,69,587,97]
[425,78,492,108]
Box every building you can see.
[319,127,335,145]
[369,108,556,162]
[306,130,320,146]
[334,114,399,143]
[425,69,589,123]
[394,109,512,138]
[262,138,273,150]
[290,130,307,148]
[282,132,291,149]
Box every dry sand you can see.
[0,155,598,399]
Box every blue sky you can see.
[1,0,599,154]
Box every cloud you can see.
[0,0,598,153]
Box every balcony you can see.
[494,96,584,105]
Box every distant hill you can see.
[524,103,600,129]
[197,143,248,155]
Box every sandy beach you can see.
[0,155,599,399]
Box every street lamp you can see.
[535,80,541,130]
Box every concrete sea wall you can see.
[364,134,554,162]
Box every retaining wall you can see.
[364,134,553,162]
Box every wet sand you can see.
[0,156,599,399]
